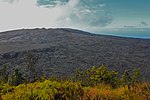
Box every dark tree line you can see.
[0,51,38,86]
[0,51,141,87]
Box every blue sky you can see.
[0,0,149,32]
[105,0,150,28]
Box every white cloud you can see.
[0,0,111,33]
[0,0,82,32]
[1,0,19,3]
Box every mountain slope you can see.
[0,28,150,79]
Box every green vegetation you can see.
[74,65,119,87]
[8,69,25,86]
[0,52,149,99]
[24,51,38,82]
[0,65,8,84]
[0,80,150,100]
[73,65,141,88]
[0,64,149,100]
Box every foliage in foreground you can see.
[73,65,141,87]
[0,80,150,100]
[0,64,148,100]
[0,57,148,100]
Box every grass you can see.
[0,64,149,100]
[0,80,150,100]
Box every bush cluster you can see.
[74,65,141,87]
[0,80,150,100]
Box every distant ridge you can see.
[0,28,150,79]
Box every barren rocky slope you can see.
[0,28,150,79]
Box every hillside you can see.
[0,28,150,79]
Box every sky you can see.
[0,0,150,33]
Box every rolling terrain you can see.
[0,28,150,79]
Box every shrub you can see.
[75,65,119,87]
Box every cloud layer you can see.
[0,0,113,32]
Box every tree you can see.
[24,51,38,81]
[10,69,25,86]
[89,65,118,86]
[75,65,119,86]
[131,68,141,83]
[120,68,141,87]
[120,70,132,86]
[0,64,8,84]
